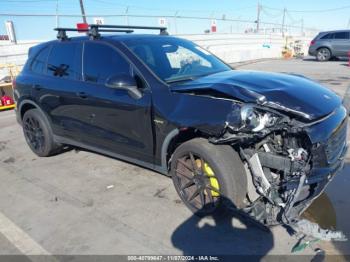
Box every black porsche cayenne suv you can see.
[15,25,348,227]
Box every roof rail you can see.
[54,24,168,41]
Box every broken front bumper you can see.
[241,105,348,226]
[285,105,348,222]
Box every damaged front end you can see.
[210,101,348,234]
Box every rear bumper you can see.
[308,46,317,56]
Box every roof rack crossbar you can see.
[99,29,134,33]
[90,24,168,35]
[54,24,168,40]
[54,27,134,40]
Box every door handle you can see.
[76,92,88,99]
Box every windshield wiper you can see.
[166,76,199,84]
[166,70,229,84]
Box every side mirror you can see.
[105,74,142,99]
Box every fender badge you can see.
[323,95,331,100]
[154,119,164,124]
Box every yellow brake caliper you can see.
[196,160,220,197]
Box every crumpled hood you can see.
[171,70,341,121]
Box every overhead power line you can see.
[88,0,256,15]
[261,8,283,19]
[263,4,350,13]
[1,0,56,2]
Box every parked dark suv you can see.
[15,25,348,228]
[309,30,350,61]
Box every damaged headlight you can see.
[241,105,278,132]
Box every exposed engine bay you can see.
[241,131,311,226]
[208,103,348,241]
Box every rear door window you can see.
[83,42,130,84]
[333,32,350,40]
[31,45,50,74]
[47,42,82,80]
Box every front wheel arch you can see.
[170,138,248,214]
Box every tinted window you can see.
[320,33,333,40]
[334,32,350,39]
[31,45,50,74]
[83,42,130,84]
[47,43,82,80]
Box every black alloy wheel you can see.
[23,115,46,154]
[22,109,62,157]
[171,138,248,216]
[173,152,221,214]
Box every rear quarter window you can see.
[47,42,82,80]
[320,33,333,40]
[30,45,51,74]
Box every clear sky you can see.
[1,0,350,40]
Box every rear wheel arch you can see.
[19,100,52,125]
[22,108,62,157]
[316,46,332,54]
[316,47,332,61]
[20,102,37,120]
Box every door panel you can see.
[76,83,154,162]
[31,42,85,140]
[331,32,350,56]
[78,41,154,163]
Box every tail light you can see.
[310,40,316,46]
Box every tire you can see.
[316,48,331,61]
[171,138,247,216]
[22,109,62,157]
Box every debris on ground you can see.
[290,218,347,253]
[293,219,347,242]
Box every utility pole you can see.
[55,0,59,27]
[256,2,261,33]
[79,0,87,24]
[301,18,304,36]
[174,10,179,35]
[125,6,129,25]
[281,8,286,36]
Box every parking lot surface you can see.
[0,58,349,258]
